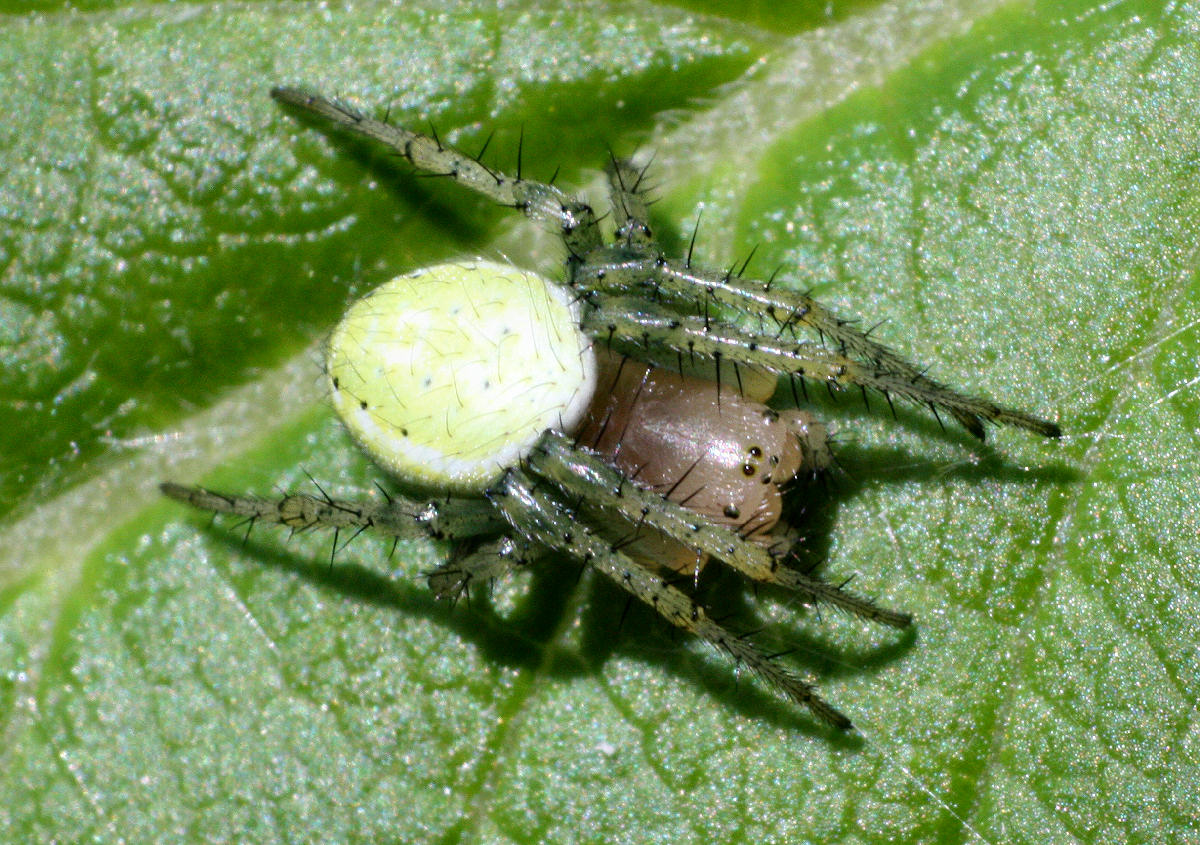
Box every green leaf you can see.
[3,0,1197,841]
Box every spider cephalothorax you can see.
[162,88,1060,730]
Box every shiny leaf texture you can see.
[2,1,1197,842]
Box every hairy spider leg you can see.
[160,481,502,546]
[571,265,1060,441]
[529,431,912,629]
[426,535,534,602]
[580,296,1060,439]
[489,466,854,730]
[604,156,655,249]
[270,88,604,259]
[161,481,494,536]
[161,481,537,601]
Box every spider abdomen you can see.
[326,260,597,494]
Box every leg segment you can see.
[573,256,1062,439]
[489,466,855,729]
[582,296,1060,439]
[163,482,535,602]
[270,88,603,258]
[159,482,502,544]
[605,156,655,249]
[527,432,912,629]
[426,536,533,601]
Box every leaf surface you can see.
[2,1,1197,842]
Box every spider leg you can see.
[489,466,855,729]
[604,156,655,249]
[270,88,603,258]
[575,257,1061,439]
[581,295,1060,440]
[528,431,912,629]
[426,536,533,601]
[160,482,503,543]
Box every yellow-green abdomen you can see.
[326,260,597,494]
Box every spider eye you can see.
[326,260,597,493]
[741,444,765,476]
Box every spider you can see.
[162,87,1061,730]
